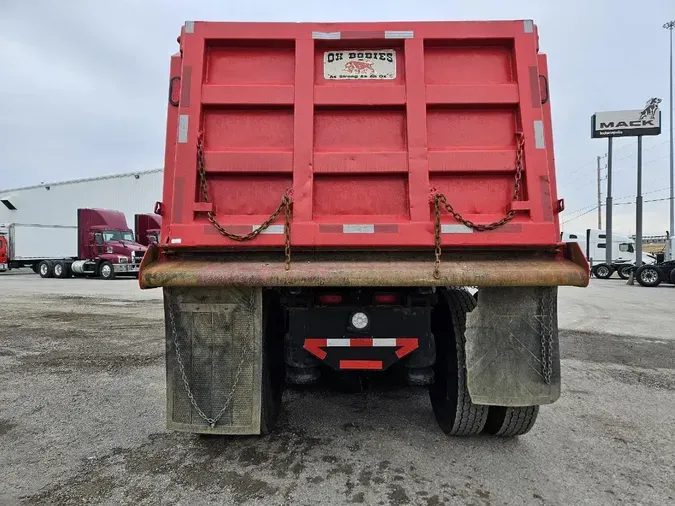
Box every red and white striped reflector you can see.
[303,337,419,361]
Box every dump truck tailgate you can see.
[162,21,560,250]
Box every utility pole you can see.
[597,155,602,229]
[665,21,675,259]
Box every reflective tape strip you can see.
[326,338,351,347]
[523,20,534,33]
[340,360,382,370]
[312,31,340,39]
[323,338,402,347]
[319,224,398,234]
[372,338,397,347]
[177,115,189,143]
[385,30,414,39]
[441,224,473,234]
[255,224,285,235]
[184,21,194,33]
[534,120,545,149]
[343,224,375,234]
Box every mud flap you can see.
[464,287,560,406]
[164,287,263,434]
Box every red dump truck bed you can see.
[160,20,562,251]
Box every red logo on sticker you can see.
[343,61,375,74]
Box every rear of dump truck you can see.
[141,20,589,437]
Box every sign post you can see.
[591,99,662,268]
[636,136,643,268]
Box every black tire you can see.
[617,265,632,280]
[98,261,115,280]
[592,264,613,279]
[635,265,661,287]
[429,288,488,436]
[53,261,70,279]
[38,260,53,278]
[670,268,675,285]
[260,291,285,435]
[484,406,539,437]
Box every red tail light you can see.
[374,293,399,304]
[318,294,343,304]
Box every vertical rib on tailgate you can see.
[165,21,559,249]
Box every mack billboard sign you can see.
[591,98,662,138]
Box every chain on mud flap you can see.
[168,300,252,428]
[432,133,525,279]
[196,135,293,270]
[540,288,554,385]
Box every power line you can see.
[562,206,598,224]
[561,196,674,224]
[559,136,671,189]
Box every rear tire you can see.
[429,288,488,436]
[592,264,612,279]
[53,261,70,279]
[635,265,661,287]
[98,261,115,280]
[617,265,632,280]
[484,405,539,437]
[38,260,53,278]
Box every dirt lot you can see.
[0,273,674,505]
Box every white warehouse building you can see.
[0,169,163,229]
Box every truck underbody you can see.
[140,245,586,437]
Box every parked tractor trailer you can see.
[135,213,162,246]
[139,20,589,438]
[0,208,146,279]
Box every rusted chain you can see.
[433,133,525,279]
[196,135,293,270]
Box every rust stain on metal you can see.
[139,248,589,289]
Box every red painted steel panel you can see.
[162,21,561,249]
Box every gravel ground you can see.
[0,273,674,505]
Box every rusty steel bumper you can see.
[139,243,589,289]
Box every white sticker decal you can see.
[323,50,396,80]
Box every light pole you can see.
[665,21,675,259]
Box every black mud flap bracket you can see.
[464,287,560,406]
[164,286,263,435]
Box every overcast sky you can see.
[1,0,673,234]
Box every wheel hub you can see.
[641,269,658,284]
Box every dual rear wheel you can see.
[429,288,539,437]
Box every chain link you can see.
[541,288,554,385]
[433,133,525,279]
[196,135,293,270]
[168,302,250,428]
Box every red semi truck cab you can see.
[67,208,147,279]
[134,213,162,246]
[140,20,589,438]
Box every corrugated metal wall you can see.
[0,170,163,229]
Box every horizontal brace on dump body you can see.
[186,21,532,40]
[138,243,589,289]
[163,222,559,248]
[199,150,522,174]
[198,84,519,106]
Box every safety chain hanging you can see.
[196,135,293,270]
[432,133,526,279]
